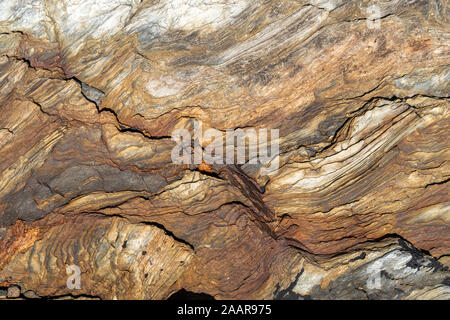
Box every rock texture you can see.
[0,0,449,299]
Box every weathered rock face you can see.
[0,0,448,300]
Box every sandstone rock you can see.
[7,285,21,298]
[0,0,448,299]
[23,290,39,299]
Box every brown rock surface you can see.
[0,0,448,299]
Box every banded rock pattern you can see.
[0,0,449,299]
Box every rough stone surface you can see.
[0,0,449,299]
[7,285,20,298]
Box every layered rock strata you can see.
[0,0,448,299]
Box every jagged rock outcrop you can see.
[0,0,448,299]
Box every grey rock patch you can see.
[276,238,450,300]
[81,82,105,107]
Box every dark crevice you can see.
[3,54,38,71]
[397,238,447,272]
[287,232,447,268]
[424,177,450,188]
[139,221,195,251]
[343,13,396,24]
[0,127,14,134]
[274,268,311,300]
[5,58,171,141]
[71,77,173,140]
[0,30,24,35]
[30,98,56,117]
[117,125,172,140]
[191,166,224,180]
[316,95,404,154]
[349,252,367,263]
[168,289,214,300]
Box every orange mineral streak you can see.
[197,161,214,174]
[0,221,40,283]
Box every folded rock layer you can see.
[0,0,448,299]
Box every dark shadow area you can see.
[168,289,215,300]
